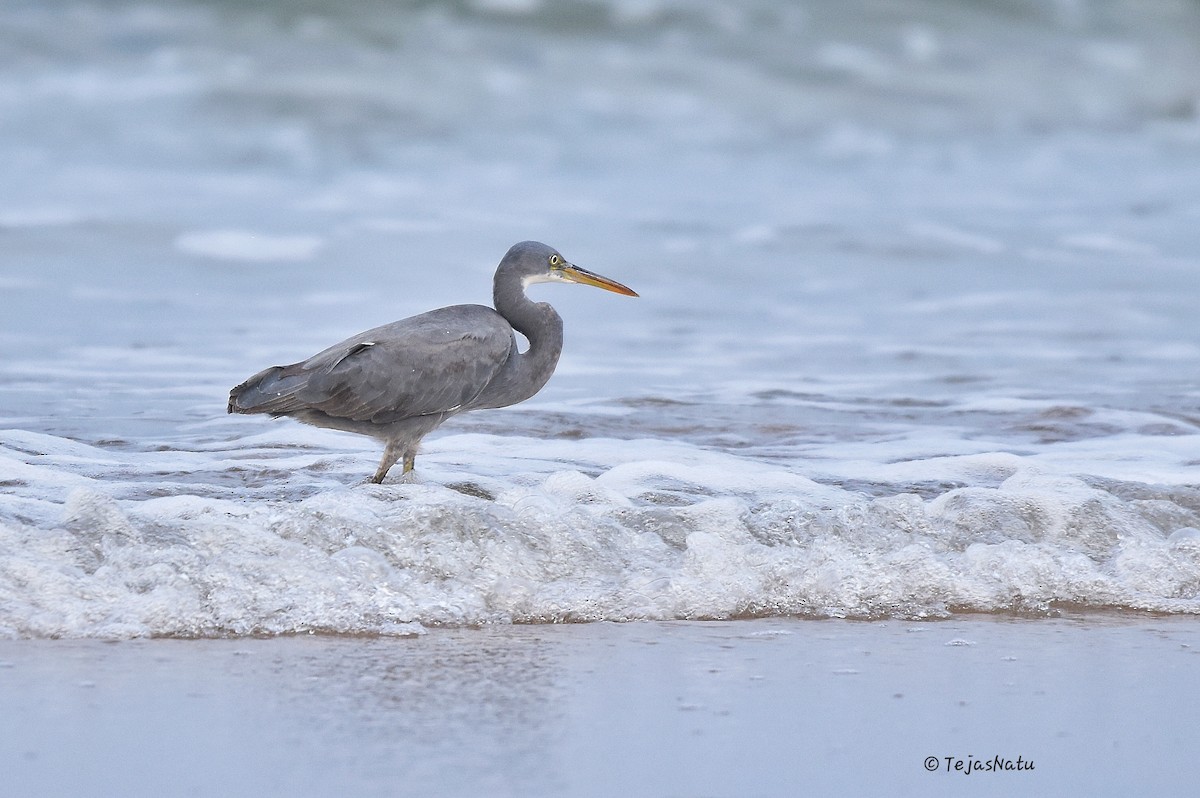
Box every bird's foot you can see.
[368,468,421,486]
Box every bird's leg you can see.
[372,441,404,484]
[403,452,416,474]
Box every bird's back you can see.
[229,304,516,426]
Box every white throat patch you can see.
[521,271,567,288]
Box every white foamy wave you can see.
[3,429,1199,638]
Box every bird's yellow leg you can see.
[372,441,404,484]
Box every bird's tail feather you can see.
[227,364,309,415]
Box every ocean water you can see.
[2,0,1200,637]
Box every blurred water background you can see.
[2,0,1200,636]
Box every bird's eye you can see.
[548,254,562,268]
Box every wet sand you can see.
[2,614,1197,797]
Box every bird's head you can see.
[500,240,638,297]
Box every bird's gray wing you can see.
[244,305,515,424]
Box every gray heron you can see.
[228,241,638,482]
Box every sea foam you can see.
[3,428,1198,638]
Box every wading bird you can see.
[228,241,638,482]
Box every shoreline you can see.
[3,613,1197,797]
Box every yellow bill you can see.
[560,264,639,297]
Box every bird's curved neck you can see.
[494,277,550,338]
[482,272,564,407]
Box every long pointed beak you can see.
[560,264,639,297]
